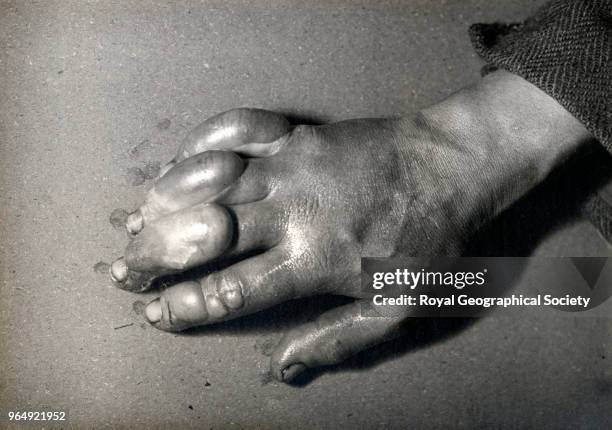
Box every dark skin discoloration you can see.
[109,209,129,230]
[142,162,160,180]
[129,139,151,158]
[93,261,110,274]
[254,336,279,357]
[132,300,146,315]
[125,167,146,186]
[157,118,171,130]
[259,371,275,386]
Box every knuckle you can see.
[289,124,319,149]
[216,272,244,297]
[206,271,246,310]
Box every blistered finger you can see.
[126,150,244,234]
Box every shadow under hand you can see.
[281,111,327,127]
[288,317,478,386]
[466,142,612,256]
[184,295,354,336]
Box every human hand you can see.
[110,71,590,382]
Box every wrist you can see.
[441,70,591,172]
[395,70,592,243]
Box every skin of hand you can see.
[110,70,592,382]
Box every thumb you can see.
[270,300,407,383]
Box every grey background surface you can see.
[1,1,611,428]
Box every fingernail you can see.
[145,299,162,324]
[281,363,307,382]
[126,210,144,235]
[110,257,128,282]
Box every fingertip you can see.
[280,363,307,383]
[126,210,144,235]
[110,257,128,282]
[109,258,156,292]
[269,339,298,382]
[269,346,308,382]
[145,299,162,324]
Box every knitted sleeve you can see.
[469,0,612,153]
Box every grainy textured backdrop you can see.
[1,1,610,428]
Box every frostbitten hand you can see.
[110,71,591,382]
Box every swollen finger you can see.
[159,108,291,177]
[110,203,232,291]
[126,202,232,270]
[126,151,244,234]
